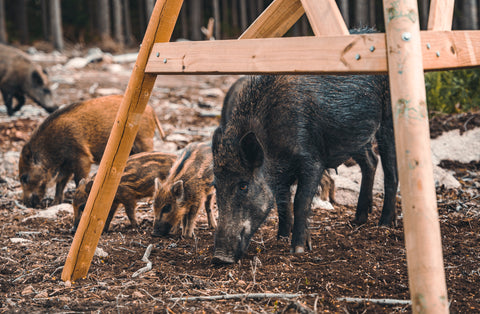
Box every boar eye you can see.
[20,174,28,184]
[162,204,172,214]
[239,181,249,193]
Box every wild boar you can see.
[19,94,161,208]
[212,74,398,263]
[0,43,57,115]
[72,151,177,233]
[152,141,216,238]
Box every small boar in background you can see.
[152,142,216,238]
[72,151,177,233]
[212,74,398,263]
[19,95,161,208]
[0,43,57,115]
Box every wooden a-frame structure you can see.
[61,0,474,312]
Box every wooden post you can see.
[427,0,454,30]
[383,0,448,313]
[61,0,184,282]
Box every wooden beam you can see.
[300,0,349,36]
[61,0,183,282]
[427,0,455,31]
[383,0,448,313]
[146,30,480,75]
[239,0,305,39]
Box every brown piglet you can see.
[19,94,162,208]
[152,142,216,238]
[72,151,177,233]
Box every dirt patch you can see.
[0,58,479,313]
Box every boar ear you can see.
[154,177,162,195]
[172,180,184,201]
[78,178,86,187]
[211,127,223,155]
[85,180,94,193]
[31,70,45,87]
[240,132,264,169]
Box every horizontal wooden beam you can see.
[146,30,480,75]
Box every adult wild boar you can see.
[212,75,398,263]
[19,95,160,208]
[0,43,57,115]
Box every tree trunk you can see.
[248,0,256,25]
[112,0,124,45]
[369,0,376,27]
[221,0,229,37]
[49,0,64,51]
[123,0,134,45]
[0,0,7,43]
[16,0,29,44]
[336,0,350,28]
[97,0,111,40]
[180,4,188,39]
[239,0,248,31]
[145,0,155,21]
[41,0,49,42]
[256,0,264,17]
[190,0,203,40]
[461,0,478,29]
[213,0,221,39]
[354,0,369,28]
[418,0,429,30]
[231,0,239,31]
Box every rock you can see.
[34,290,48,299]
[10,238,32,244]
[22,204,72,221]
[96,88,124,96]
[199,88,224,98]
[132,291,145,298]
[21,285,35,296]
[95,247,109,258]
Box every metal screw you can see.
[401,32,411,41]
[369,46,375,52]
[156,52,160,57]
[426,43,431,49]
[436,51,440,57]
[355,54,361,60]
[163,58,167,63]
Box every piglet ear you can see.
[172,180,184,201]
[240,132,264,169]
[154,178,162,196]
[85,180,94,193]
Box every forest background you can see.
[0,0,480,114]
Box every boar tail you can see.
[153,112,166,140]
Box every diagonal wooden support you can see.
[300,0,348,36]
[61,0,184,282]
[428,0,455,30]
[383,0,448,312]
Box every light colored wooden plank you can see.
[239,0,305,39]
[145,30,480,74]
[61,0,183,283]
[427,0,454,30]
[383,0,448,313]
[300,0,348,36]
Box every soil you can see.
[0,55,479,313]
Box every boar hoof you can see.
[212,255,235,264]
[291,246,305,254]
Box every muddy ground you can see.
[0,50,479,313]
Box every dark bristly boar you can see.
[72,151,177,233]
[0,43,57,115]
[152,141,216,238]
[223,76,336,203]
[212,74,398,263]
[19,94,161,208]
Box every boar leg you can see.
[275,180,294,240]
[12,93,26,114]
[184,200,202,238]
[352,145,378,225]
[291,163,323,253]
[104,202,121,232]
[122,200,138,229]
[377,127,398,227]
[204,193,216,229]
[2,91,15,116]
[53,174,71,205]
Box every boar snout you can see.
[152,219,172,237]
[24,194,41,208]
[212,251,235,264]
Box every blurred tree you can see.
[97,0,111,40]
[239,0,248,32]
[460,0,478,30]
[0,0,6,43]
[337,0,350,28]
[15,0,29,44]
[112,0,125,45]
[418,0,429,30]
[190,0,203,40]
[213,0,220,39]
[354,0,369,28]
[50,0,64,51]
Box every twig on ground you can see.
[0,255,19,263]
[14,200,28,210]
[337,297,411,305]
[169,292,310,302]
[132,244,153,278]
